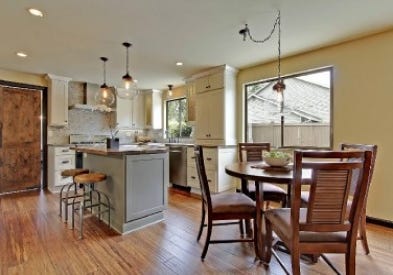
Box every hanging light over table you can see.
[117,42,139,100]
[95,57,115,107]
[167,84,173,97]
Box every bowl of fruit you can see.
[263,151,292,167]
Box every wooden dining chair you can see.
[265,150,373,275]
[194,145,258,260]
[300,143,377,254]
[238,143,287,207]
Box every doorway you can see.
[0,82,47,194]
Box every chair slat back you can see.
[194,145,212,211]
[292,150,372,233]
[238,142,270,162]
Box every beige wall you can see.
[237,29,393,221]
[0,68,46,86]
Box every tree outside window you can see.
[166,98,192,139]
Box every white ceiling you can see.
[1,0,393,90]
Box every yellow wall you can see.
[0,68,47,87]
[237,29,393,221]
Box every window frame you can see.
[244,66,334,149]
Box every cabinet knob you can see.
[191,176,196,179]
[207,179,212,183]
[61,160,70,164]
[191,156,195,159]
[206,157,212,161]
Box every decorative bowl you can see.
[263,151,291,167]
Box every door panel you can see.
[0,86,41,193]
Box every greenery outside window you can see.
[166,98,192,139]
[245,67,333,148]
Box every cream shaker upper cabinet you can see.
[116,92,145,129]
[195,71,224,93]
[194,65,237,145]
[144,89,162,129]
[45,74,71,126]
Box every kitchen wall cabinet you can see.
[47,146,75,193]
[45,74,71,126]
[194,65,237,145]
[144,89,162,129]
[116,93,145,129]
[195,71,224,93]
[186,80,196,122]
[187,146,236,193]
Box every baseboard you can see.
[366,216,393,228]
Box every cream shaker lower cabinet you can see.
[47,146,75,193]
[187,146,236,194]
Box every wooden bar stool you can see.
[59,168,90,222]
[71,172,111,239]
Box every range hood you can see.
[69,83,116,112]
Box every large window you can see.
[166,98,192,139]
[245,67,332,148]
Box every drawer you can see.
[55,155,75,170]
[187,166,198,188]
[187,147,196,167]
[203,148,217,169]
[54,171,73,187]
[54,147,75,155]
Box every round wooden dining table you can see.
[225,161,312,262]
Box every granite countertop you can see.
[74,144,168,156]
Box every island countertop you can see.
[74,144,168,156]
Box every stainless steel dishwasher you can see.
[168,145,188,187]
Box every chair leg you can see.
[282,194,287,208]
[201,219,212,260]
[291,248,301,275]
[264,219,273,263]
[345,247,356,275]
[197,207,205,241]
[359,213,370,254]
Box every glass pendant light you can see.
[117,42,139,100]
[167,84,173,97]
[95,57,115,107]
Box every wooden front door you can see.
[0,86,42,193]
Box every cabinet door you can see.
[195,72,224,93]
[48,77,69,126]
[195,89,224,140]
[207,89,224,140]
[195,92,211,139]
[132,94,145,129]
[116,96,133,127]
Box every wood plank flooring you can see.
[1,188,393,275]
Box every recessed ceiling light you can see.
[28,8,44,17]
[176,62,183,66]
[16,52,28,58]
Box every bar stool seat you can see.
[59,168,90,222]
[72,172,111,239]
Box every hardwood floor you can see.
[1,188,393,275]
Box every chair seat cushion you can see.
[211,193,255,214]
[248,182,287,194]
[265,208,347,243]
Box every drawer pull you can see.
[191,156,195,159]
[191,176,196,179]
[61,160,70,164]
[206,157,212,161]
[207,179,212,182]
[61,149,70,153]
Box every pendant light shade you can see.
[95,57,115,107]
[117,42,139,100]
[167,84,173,97]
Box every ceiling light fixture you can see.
[117,42,139,100]
[95,57,115,107]
[28,8,44,17]
[168,84,173,97]
[239,11,285,103]
[16,52,28,58]
[176,62,183,66]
